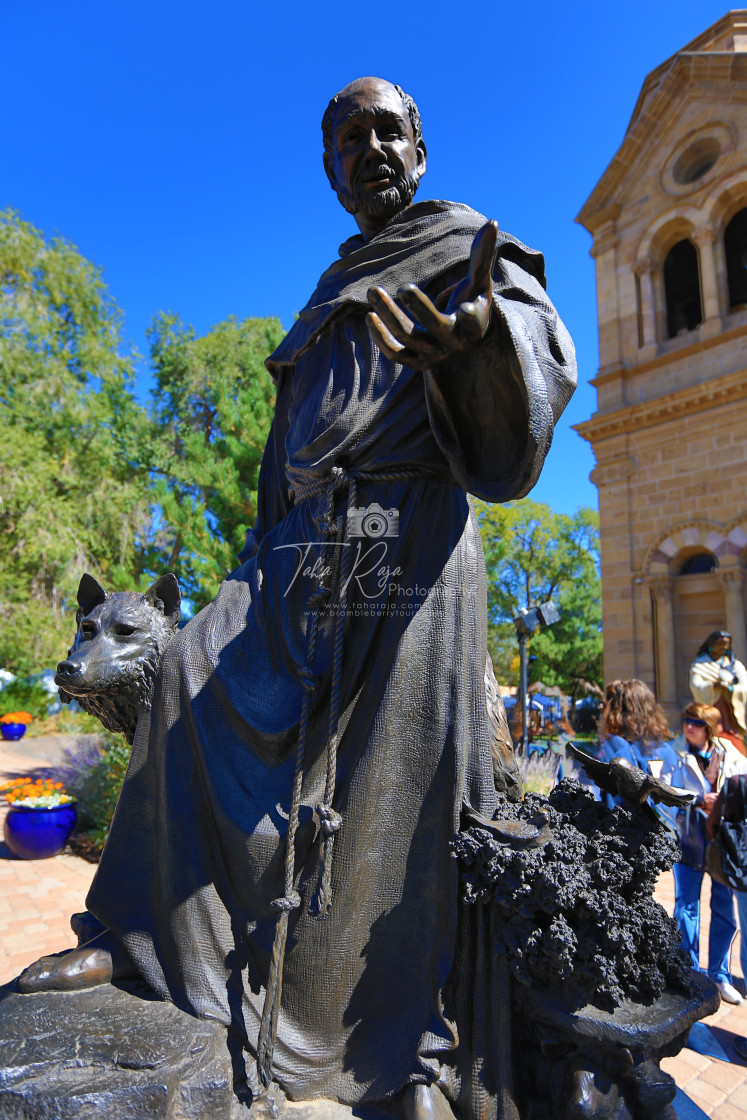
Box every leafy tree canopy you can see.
[0,209,153,673]
[474,498,602,697]
[0,211,283,672]
[146,312,282,609]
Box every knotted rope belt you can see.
[255,462,450,1089]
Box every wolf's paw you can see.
[16,945,113,993]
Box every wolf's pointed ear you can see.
[144,573,181,628]
[77,573,107,618]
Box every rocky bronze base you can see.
[0,982,436,1119]
[0,981,241,1119]
[0,971,719,1119]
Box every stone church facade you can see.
[575,11,747,718]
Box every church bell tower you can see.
[575,11,747,717]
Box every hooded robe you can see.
[86,200,577,1116]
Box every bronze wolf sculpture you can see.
[55,572,181,745]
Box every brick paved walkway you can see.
[0,741,96,983]
[657,869,747,1117]
[1,739,747,1116]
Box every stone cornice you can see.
[629,13,747,129]
[586,204,622,247]
[576,45,747,233]
[574,368,747,444]
[590,317,747,387]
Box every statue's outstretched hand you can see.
[366,220,498,371]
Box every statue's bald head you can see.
[321,77,427,237]
[321,77,423,159]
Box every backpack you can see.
[705,775,747,891]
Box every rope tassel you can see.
[313,800,343,917]
[255,589,321,1089]
[309,472,355,919]
[255,892,300,1088]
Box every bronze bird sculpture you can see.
[567,743,694,808]
[463,805,552,849]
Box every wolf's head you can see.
[55,573,181,743]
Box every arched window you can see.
[663,239,702,338]
[677,552,717,575]
[725,208,747,311]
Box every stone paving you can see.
[657,871,747,1118]
[1,738,747,1117]
[0,740,96,982]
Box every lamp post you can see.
[512,600,561,755]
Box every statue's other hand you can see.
[365,220,498,371]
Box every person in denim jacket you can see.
[595,680,679,812]
[658,703,747,1005]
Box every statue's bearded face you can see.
[325,80,426,225]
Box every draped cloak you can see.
[86,200,577,1116]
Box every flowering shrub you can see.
[0,711,33,725]
[39,733,130,850]
[1,776,73,808]
[515,748,563,796]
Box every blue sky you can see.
[2,1,730,514]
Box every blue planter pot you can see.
[1,723,27,741]
[4,803,77,860]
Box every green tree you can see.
[474,499,602,698]
[0,209,154,674]
[147,312,283,609]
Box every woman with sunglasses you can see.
[659,703,747,1005]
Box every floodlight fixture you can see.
[513,600,561,755]
[513,600,561,637]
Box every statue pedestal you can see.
[0,981,239,1119]
[0,972,720,1119]
[0,982,396,1119]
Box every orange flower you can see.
[0,712,33,725]
[2,771,70,806]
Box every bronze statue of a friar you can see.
[18,78,576,1118]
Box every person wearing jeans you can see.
[737,888,747,1058]
[659,703,747,1006]
[711,774,747,1057]
[672,862,739,987]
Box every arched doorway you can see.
[671,550,724,711]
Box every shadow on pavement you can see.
[674,1086,710,1118]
